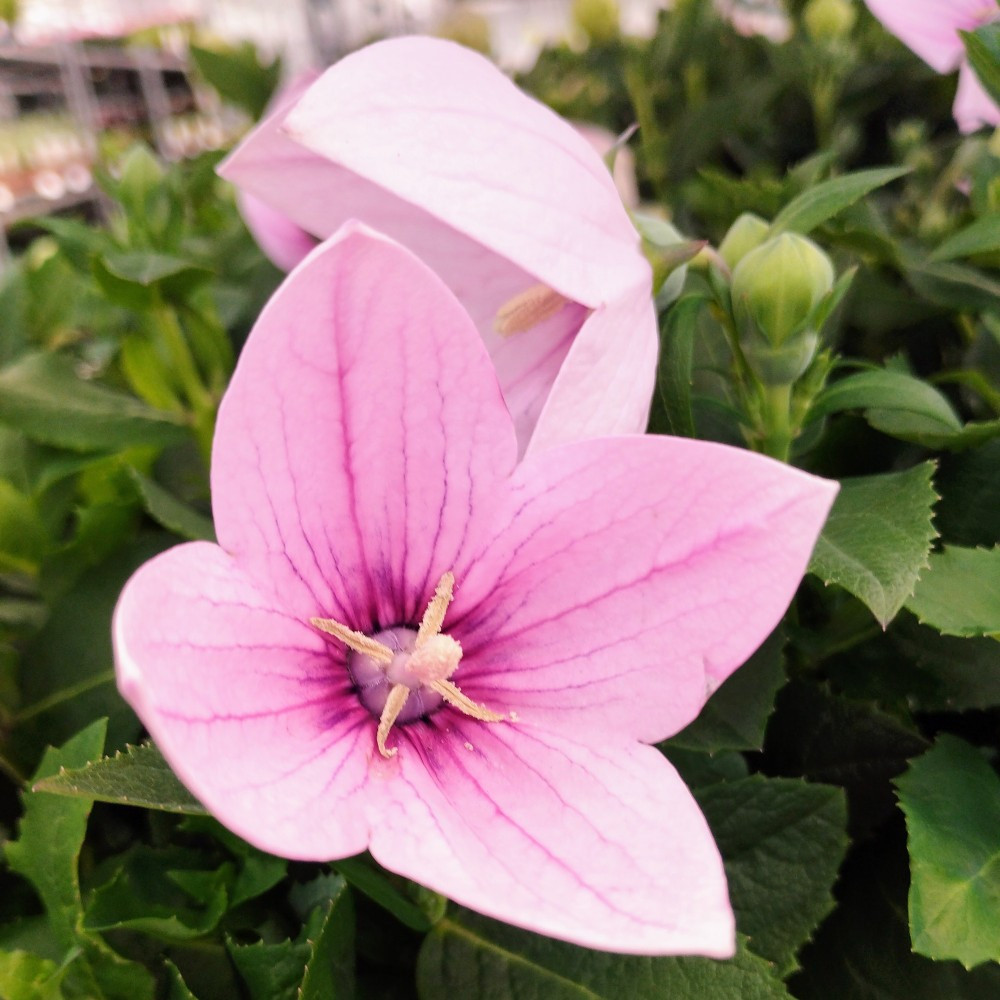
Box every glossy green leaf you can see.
[808,463,938,627]
[932,213,1000,262]
[903,256,1000,313]
[670,628,785,752]
[34,742,206,815]
[128,470,215,542]
[769,167,909,237]
[695,776,847,976]
[4,719,107,948]
[906,545,1000,637]
[417,913,791,1000]
[808,370,962,434]
[164,961,201,1000]
[0,353,187,452]
[962,24,1000,106]
[896,735,1000,968]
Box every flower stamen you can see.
[309,617,393,664]
[311,571,509,757]
[377,683,410,758]
[494,283,569,337]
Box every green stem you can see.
[760,382,794,462]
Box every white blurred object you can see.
[714,0,792,43]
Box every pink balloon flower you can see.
[114,223,837,955]
[864,0,1000,132]
[218,35,656,457]
[235,71,321,271]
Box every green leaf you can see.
[903,255,1000,313]
[298,876,356,1000]
[932,212,1000,262]
[128,470,215,542]
[895,735,1000,968]
[188,42,281,120]
[417,913,791,999]
[906,545,1000,637]
[0,480,48,578]
[230,875,354,1000]
[962,24,1000,106]
[0,950,65,1000]
[333,856,433,933]
[93,252,211,310]
[695,776,848,976]
[808,463,938,627]
[229,937,312,1000]
[83,847,230,941]
[164,961,201,1000]
[4,720,108,949]
[808,369,962,435]
[34,742,206,815]
[792,830,1000,999]
[769,167,909,237]
[656,296,702,438]
[0,353,187,452]
[669,628,785,752]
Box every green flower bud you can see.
[718,212,771,270]
[572,0,620,43]
[803,0,857,41]
[731,232,835,384]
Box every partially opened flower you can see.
[114,224,836,955]
[219,36,656,456]
[864,0,1000,132]
[235,70,320,271]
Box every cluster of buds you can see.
[703,212,846,459]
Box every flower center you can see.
[310,572,506,757]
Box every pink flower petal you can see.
[450,437,837,743]
[954,59,1000,131]
[211,224,518,629]
[275,36,642,305]
[528,280,658,454]
[113,541,374,860]
[371,720,734,955]
[238,189,317,270]
[863,0,992,72]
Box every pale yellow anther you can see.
[494,283,570,337]
[417,571,455,647]
[310,617,394,663]
[428,679,507,723]
[377,684,410,758]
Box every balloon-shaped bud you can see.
[803,0,857,41]
[731,232,835,384]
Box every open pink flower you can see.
[864,0,1000,132]
[113,223,836,955]
[218,35,656,457]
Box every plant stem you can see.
[760,382,794,462]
